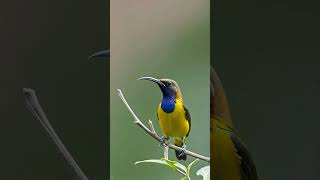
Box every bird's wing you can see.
[157,111,159,120]
[156,103,160,121]
[211,66,234,128]
[212,66,258,180]
[230,132,259,180]
[183,105,191,137]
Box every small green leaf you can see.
[135,158,187,174]
[135,159,168,166]
[196,166,210,180]
[161,158,187,173]
[161,158,178,170]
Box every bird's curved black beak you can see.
[138,76,165,87]
[88,50,110,59]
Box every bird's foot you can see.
[178,144,187,157]
[159,136,169,147]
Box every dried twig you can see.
[22,88,89,180]
[117,89,210,163]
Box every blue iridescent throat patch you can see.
[161,97,175,113]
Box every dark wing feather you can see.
[183,105,191,137]
[230,133,259,180]
[157,111,159,120]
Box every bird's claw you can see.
[159,136,168,147]
[178,144,187,157]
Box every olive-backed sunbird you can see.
[139,77,191,161]
[211,66,258,180]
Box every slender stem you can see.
[163,146,169,160]
[176,168,187,177]
[117,89,210,163]
[22,88,89,180]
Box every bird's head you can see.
[138,77,183,101]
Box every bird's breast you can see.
[212,117,243,180]
[157,102,189,138]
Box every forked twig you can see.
[117,89,210,162]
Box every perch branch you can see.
[117,89,210,163]
[22,88,89,180]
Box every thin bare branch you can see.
[148,119,156,135]
[23,88,89,180]
[117,89,210,163]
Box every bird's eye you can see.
[167,82,172,86]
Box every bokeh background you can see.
[213,0,320,179]
[111,1,210,180]
[0,0,108,179]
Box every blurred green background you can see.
[110,1,210,180]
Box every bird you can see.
[139,77,191,160]
[211,66,258,180]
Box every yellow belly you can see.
[211,117,243,180]
[157,102,189,139]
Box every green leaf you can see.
[196,166,210,180]
[161,158,178,170]
[135,159,168,166]
[135,158,187,174]
[161,158,187,173]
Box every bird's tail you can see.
[174,138,187,160]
